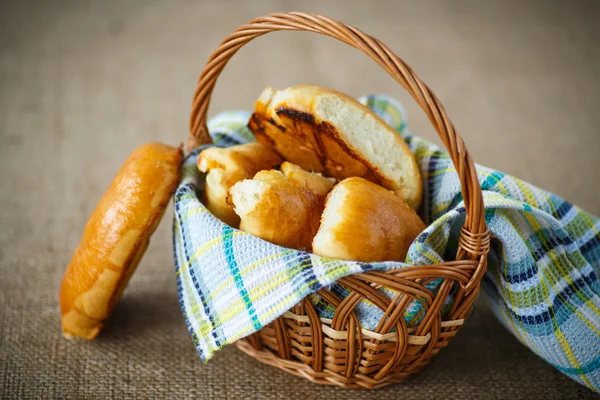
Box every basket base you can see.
[235,339,429,390]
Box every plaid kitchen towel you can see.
[173,96,600,391]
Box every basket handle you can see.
[188,12,489,293]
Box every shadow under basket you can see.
[187,12,490,390]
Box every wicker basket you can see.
[187,12,490,390]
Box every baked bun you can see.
[229,164,334,250]
[248,85,422,209]
[203,169,247,227]
[312,177,425,262]
[280,161,336,196]
[197,143,282,227]
[60,142,182,339]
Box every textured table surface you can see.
[1,0,599,398]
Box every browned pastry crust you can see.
[229,164,335,251]
[279,161,336,196]
[197,143,282,227]
[248,85,422,210]
[59,142,182,339]
[312,177,425,262]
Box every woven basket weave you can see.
[187,12,490,390]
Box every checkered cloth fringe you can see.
[173,96,600,391]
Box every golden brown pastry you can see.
[280,161,336,196]
[248,85,423,210]
[197,143,282,227]
[312,177,425,262]
[228,165,334,251]
[203,168,247,227]
[60,142,182,340]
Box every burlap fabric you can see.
[2,0,599,398]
